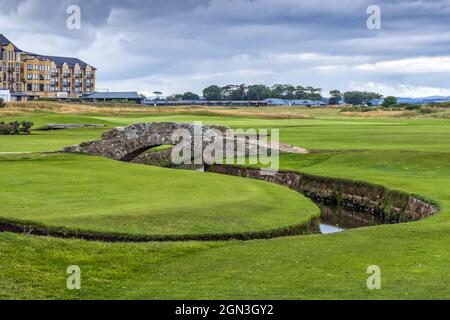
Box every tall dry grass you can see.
[0,101,315,119]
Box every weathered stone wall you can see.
[63,122,227,162]
[207,164,438,223]
[63,122,295,164]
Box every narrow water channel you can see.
[197,165,382,235]
[318,204,381,234]
[319,224,345,234]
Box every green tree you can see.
[344,91,364,105]
[166,94,183,101]
[246,85,271,100]
[182,92,200,100]
[270,84,285,98]
[203,85,222,100]
[219,84,247,101]
[295,86,307,99]
[329,90,343,105]
[306,87,323,101]
[284,85,296,99]
[230,84,247,101]
[344,91,382,106]
[382,96,398,108]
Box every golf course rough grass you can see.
[0,153,319,239]
[1,105,450,299]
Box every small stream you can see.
[319,223,345,234]
[196,165,383,235]
[318,203,382,234]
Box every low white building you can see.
[0,90,10,103]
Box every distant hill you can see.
[396,96,450,104]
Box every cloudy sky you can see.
[2,0,450,97]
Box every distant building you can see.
[82,91,144,104]
[143,99,269,107]
[0,34,96,101]
[262,98,324,106]
[142,98,331,107]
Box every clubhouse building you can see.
[0,34,96,101]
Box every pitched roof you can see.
[0,34,11,45]
[41,55,94,69]
[24,52,96,70]
[82,92,142,100]
[0,34,22,51]
[0,34,94,69]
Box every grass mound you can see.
[0,153,319,239]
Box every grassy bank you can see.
[0,153,318,238]
[0,103,449,299]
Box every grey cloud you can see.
[2,0,450,96]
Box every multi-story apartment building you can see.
[0,34,96,101]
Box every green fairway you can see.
[0,153,318,238]
[1,111,449,153]
[0,105,450,299]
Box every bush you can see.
[0,121,34,135]
[0,98,6,109]
[0,121,20,135]
[340,105,374,113]
[400,104,421,111]
[382,96,398,108]
[20,121,34,134]
[37,97,59,102]
[67,98,83,103]
[419,107,437,115]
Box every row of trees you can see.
[161,86,386,106]
[164,84,324,101]
[326,90,385,105]
[204,84,324,101]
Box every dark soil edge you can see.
[0,216,320,243]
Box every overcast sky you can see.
[2,0,450,97]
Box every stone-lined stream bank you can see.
[205,164,438,234]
